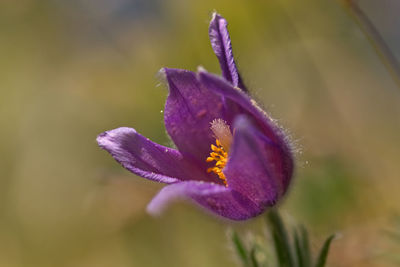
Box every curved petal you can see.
[198,70,294,190]
[209,13,247,91]
[147,181,263,220]
[224,116,289,206]
[162,68,227,167]
[97,127,211,184]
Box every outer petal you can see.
[223,116,284,206]
[209,12,247,91]
[162,68,226,168]
[198,70,294,191]
[97,127,211,183]
[147,181,263,220]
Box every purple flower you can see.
[97,13,294,220]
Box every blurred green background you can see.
[1,0,400,266]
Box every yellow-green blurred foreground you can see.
[1,0,400,266]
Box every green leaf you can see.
[250,246,260,267]
[300,226,312,267]
[232,231,250,267]
[266,210,295,267]
[294,230,304,267]
[314,235,335,267]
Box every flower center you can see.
[206,119,233,186]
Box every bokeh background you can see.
[1,0,400,266]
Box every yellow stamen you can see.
[206,139,229,186]
[206,119,233,186]
[206,157,215,162]
[216,139,221,146]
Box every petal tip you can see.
[196,65,207,75]
[96,131,107,141]
[196,66,210,80]
[146,201,163,217]
[96,127,137,149]
[209,11,225,26]
[146,184,185,216]
[157,67,170,84]
[96,130,110,149]
[157,67,166,77]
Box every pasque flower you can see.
[97,13,294,220]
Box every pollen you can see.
[206,119,233,186]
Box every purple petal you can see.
[162,68,226,169]
[147,181,263,220]
[224,116,284,206]
[198,70,294,191]
[209,12,247,91]
[97,127,211,183]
